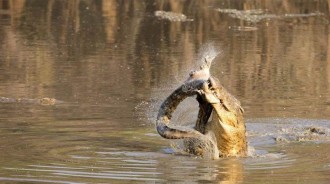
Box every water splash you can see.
[135,43,222,126]
[135,43,223,158]
[170,132,219,159]
[247,118,330,145]
[195,43,221,69]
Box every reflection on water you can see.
[0,0,330,183]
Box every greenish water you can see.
[0,0,330,183]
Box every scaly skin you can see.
[198,78,247,157]
[156,79,206,139]
[156,57,213,139]
[156,57,247,158]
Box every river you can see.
[0,0,330,183]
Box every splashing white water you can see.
[195,43,221,68]
[136,43,222,126]
[170,132,220,159]
[135,43,222,158]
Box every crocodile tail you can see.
[156,80,205,139]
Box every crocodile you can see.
[156,57,247,158]
[154,10,193,22]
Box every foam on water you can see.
[247,118,330,145]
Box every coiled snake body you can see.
[156,57,247,158]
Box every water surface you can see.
[0,0,330,183]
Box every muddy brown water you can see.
[0,0,330,183]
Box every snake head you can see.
[185,56,213,83]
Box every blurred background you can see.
[0,0,329,183]
[0,0,329,119]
